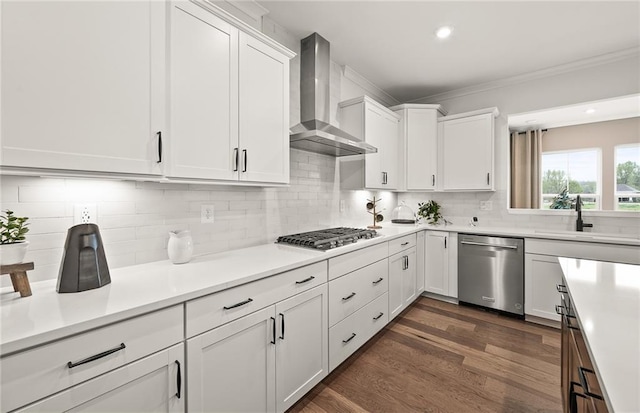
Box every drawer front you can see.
[328,258,388,326]
[328,292,388,372]
[388,233,416,256]
[328,242,388,280]
[186,261,327,337]
[1,305,183,412]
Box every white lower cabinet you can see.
[416,231,426,294]
[16,344,184,412]
[328,292,388,371]
[275,285,328,412]
[389,247,417,320]
[424,231,458,298]
[524,253,565,322]
[187,285,328,413]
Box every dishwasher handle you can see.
[460,240,518,250]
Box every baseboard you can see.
[525,314,561,329]
[420,291,459,305]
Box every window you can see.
[541,149,601,209]
[615,144,640,211]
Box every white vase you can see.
[0,241,29,266]
[167,230,193,264]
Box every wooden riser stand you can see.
[1,262,34,297]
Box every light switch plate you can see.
[201,205,214,224]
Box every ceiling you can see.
[258,1,640,103]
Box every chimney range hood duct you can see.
[290,33,377,157]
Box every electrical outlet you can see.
[74,204,97,225]
[479,201,493,211]
[201,205,214,224]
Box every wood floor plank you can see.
[288,297,562,413]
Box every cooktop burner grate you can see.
[276,227,378,250]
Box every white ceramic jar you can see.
[167,230,193,264]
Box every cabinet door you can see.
[169,1,239,180]
[406,109,438,191]
[388,252,404,320]
[440,113,494,190]
[402,248,417,307]
[524,254,564,321]
[416,231,426,294]
[1,1,165,175]
[389,249,415,319]
[187,306,276,413]
[425,231,449,296]
[17,344,184,412]
[275,285,328,412]
[238,33,290,184]
[365,104,399,189]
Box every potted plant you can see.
[0,210,30,266]
[417,200,443,225]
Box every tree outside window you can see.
[541,149,600,209]
[615,144,640,211]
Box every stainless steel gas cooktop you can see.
[276,227,378,250]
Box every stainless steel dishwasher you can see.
[458,234,524,316]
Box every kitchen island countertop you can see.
[559,257,640,413]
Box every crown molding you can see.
[411,47,640,104]
[342,65,401,107]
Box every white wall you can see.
[400,55,640,235]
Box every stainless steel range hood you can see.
[290,33,377,157]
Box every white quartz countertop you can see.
[0,225,419,355]
[559,257,640,413]
[1,222,637,356]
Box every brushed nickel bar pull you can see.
[270,317,276,344]
[67,343,126,369]
[487,173,490,185]
[432,174,435,186]
[242,149,247,172]
[342,333,356,343]
[373,312,384,321]
[401,241,409,246]
[556,284,568,293]
[342,292,356,301]
[372,277,384,285]
[460,241,518,249]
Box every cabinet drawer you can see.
[388,234,416,256]
[328,292,388,372]
[328,258,388,326]
[328,242,388,280]
[1,305,183,413]
[186,261,327,337]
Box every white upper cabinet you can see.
[238,32,290,184]
[1,1,165,176]
[168,1,293,184]
[2,1,293,185]
[391,104,446,191]
[339,96,400,190]
[169,2,239,181]
[438,108,498,191]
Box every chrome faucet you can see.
[575,195,593,232]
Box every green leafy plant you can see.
[0,210,30,244]
[417,200,443,224]
[549,187,578,210]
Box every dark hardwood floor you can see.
[289,297,562,413]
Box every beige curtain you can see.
[511,129,543,208]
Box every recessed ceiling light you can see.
[435,26,453,39]
[585,108,596,114]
